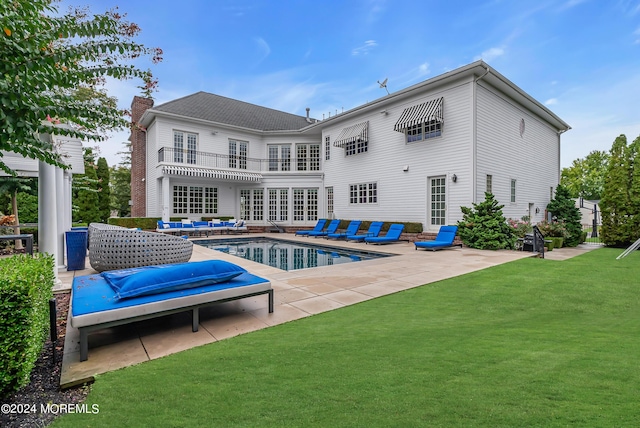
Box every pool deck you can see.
[57,234,599,388]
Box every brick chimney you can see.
[130,96,154,217]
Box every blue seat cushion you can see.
[102,260,247,299]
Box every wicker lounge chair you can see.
[346,221,383,242]
[414,225,461,251]
[364,224,405,244]
[88,223,193,272]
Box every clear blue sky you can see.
[61,0,640,168]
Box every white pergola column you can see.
[63,170,72,231]
[55,166,65,268]
[162,175,170,222]
[38,160,59,280]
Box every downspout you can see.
[472,65,490,204]
[556,128,568,186]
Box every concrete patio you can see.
[57,234,599,388]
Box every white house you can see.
[131,60,570,231]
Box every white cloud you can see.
[545,98,558,105]
[352,40,378,56]
[253,37,271,62]
[474,47,505,62]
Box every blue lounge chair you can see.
[365,223,405,244]
[346,221,383,242]
[308,219,341,237]
[326,220,361,239]
[295,219,327,236]
[414,225,461,251]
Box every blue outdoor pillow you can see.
[102,260,247,299]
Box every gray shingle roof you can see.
[151,91,312,131]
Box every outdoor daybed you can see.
[89,223,193,272]
[70,260,273,361]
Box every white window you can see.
[269,189,289,221]
[345,139,368,156]
[173,185,188,214]
[326,186,333,218]
[511,179,517,203]
[173,185,217,215]
[173,131,198,164]
[268,145,291,171]
[229,140,248,169]
[296,144,320,171]
[349,182,377,204]
[293,188,318,221]
[240,189,263,221]
[406,120,441,143]
[486,175,492,194]
[325,136,331,161]
[430,177,446,226]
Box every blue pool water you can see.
[194,237,392,271]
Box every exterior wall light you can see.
[452,174,457,183]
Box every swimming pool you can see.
[194,237,393,271]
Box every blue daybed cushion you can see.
[102,260,247,299]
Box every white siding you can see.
[323,78,473,230]
[475,83,560,223]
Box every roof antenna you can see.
[377,77,389,95]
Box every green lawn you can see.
[54,248,640,427]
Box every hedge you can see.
[108,217,236,229]
[0,254,54,397]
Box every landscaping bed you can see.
[0,292,90,428]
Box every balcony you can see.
[157,147,321,182]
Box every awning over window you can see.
[333,121,369,147]
[162,166,262,182]
[393,97,443,132]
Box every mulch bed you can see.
[0,292,91,428]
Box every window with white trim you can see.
[406,120,441,143]
[486,174,492,194]
[173,185,217,215]
[173,185,188,214]
[173,131,198,164]
[325,136,331,160]
[240,189,263,221]
[296,144,320,171]
[349,182,377,204]
[511,179,517,203]
[268,145,291,171]
[326,186,333,218]
[345,139,367,156]
[229,140,248,169]
[268,189,288,221]
[293,188,318,221]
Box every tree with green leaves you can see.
[546,184,583,247]
[96,157,111,222]
[110,165,131,217]
[600,135,635,246]
[457,192,516,250]
[560,150,609,200]
[0,0,161,175]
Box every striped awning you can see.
[162,166,262,182]
[393,97,443,132]
[333,121,369,147]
